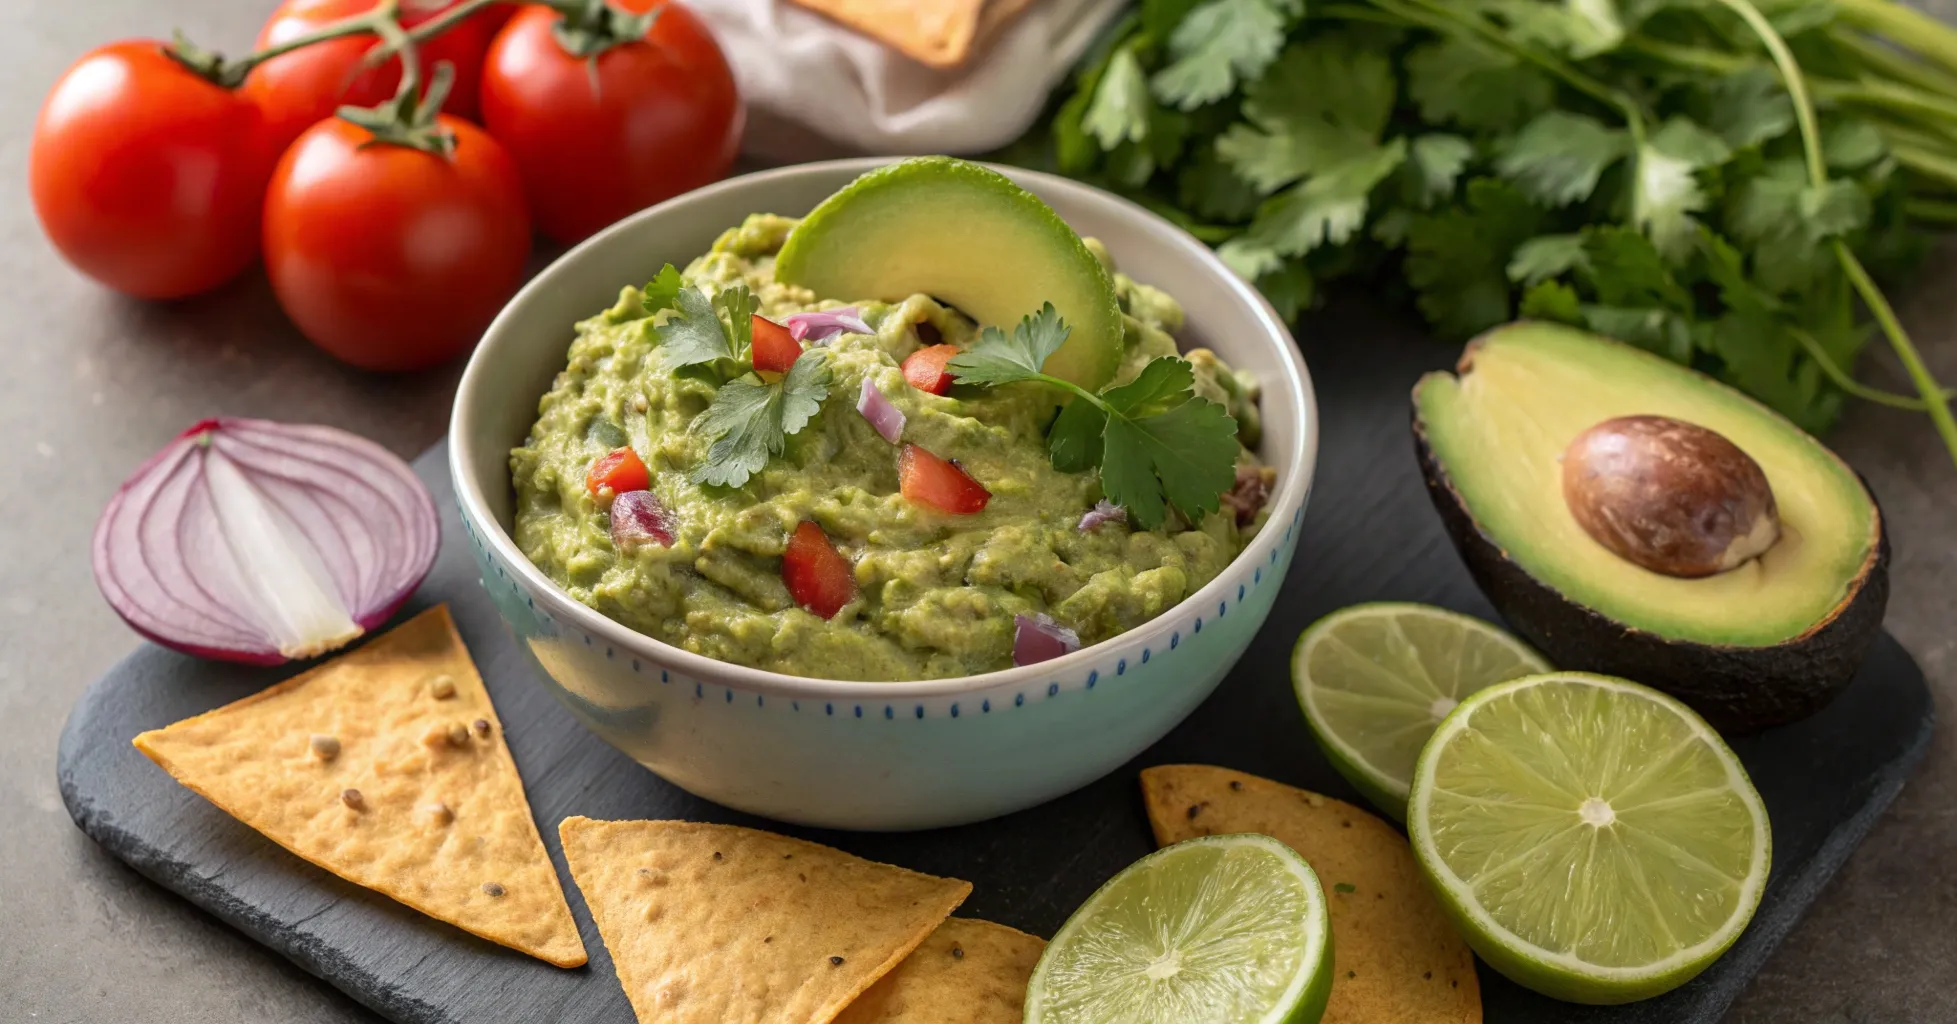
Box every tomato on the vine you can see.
[480,0,744,245]
[262,114,530,372]
[31,41,278,300]
[244,0,494,155]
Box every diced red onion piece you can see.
[786,307,872,344]
[1078,499,1127,532]
[1014,613,1081,666]
[90,418,439,665]
[610,490,676,551]
[856,377,906,444]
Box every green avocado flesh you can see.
[775,157,1125,391]
[1416,323,1876,648]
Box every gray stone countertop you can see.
[2,0,1951,1020]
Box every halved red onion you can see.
[91,418,438,666]
[786,307,872,344]
[1014,613,1081,667]
[1078,499,1127,531]
[857,377,906,444]
[611,490,676,551]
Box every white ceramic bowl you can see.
[450,158,1318,830]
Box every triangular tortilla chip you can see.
[560,817,971,1024]
[1141,765,1481,1024]
[834,918,1045,1024]
[787,0,986,68]
[133,605,585,968]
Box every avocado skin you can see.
[1413,413,1889,734]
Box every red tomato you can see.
[31,41,277,299]
[750,315,801,374]
[244,0,494,156]
[587,447,651,496]
[899,445,991,515]
[480,0,743,244]
[262,115,530,372]
[782,521,855,619]
[902,344,961,395]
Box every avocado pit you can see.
[1561,415,1779,578]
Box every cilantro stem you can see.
[1832,30,1957,98]
[1791,325,1949,410]
[1890,140,1957,190]
[1835,0,1957,82]
[1906,196,1957,223]
[1718,0,1957,467]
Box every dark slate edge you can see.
[56,653,447,1024]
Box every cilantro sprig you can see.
[642,265,832,488]
[1019,0,1957,466]
[949,304,1240,529]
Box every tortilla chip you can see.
[788,0,986,68]
[1141,765,1481,1024]
[560,817,972,1024]
[973,0,1040,48]
[133,606,586,968]
[834,918,1046,1023]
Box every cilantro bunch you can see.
[949,304,1240,529]
[644,265,833,488]
[1010,0,1957,466]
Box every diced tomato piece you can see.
[901,344,960,395]
[587,446,650,497]
[751,314,802,374]
[782,521,856,619]
[898,444,991,515]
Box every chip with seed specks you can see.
[834,917,1045,1023]
[1141,765,1481,1024]
[560,817,972,1024]
[132,606,585,968]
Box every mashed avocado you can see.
[511,215,1267,681]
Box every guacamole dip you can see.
[511,215,1269,681]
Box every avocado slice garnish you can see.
[775,157,1125,392]
[1413,321,1887,732]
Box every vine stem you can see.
[1717,0,1957,467]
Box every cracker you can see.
[559,817,972,1024]
[834,917,1046,1023]
[788,0,987,68]
[1141,765,1481,1024]
[132,605,585,968]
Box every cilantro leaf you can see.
[1823,118,1887,171]
[1255,258,1316,321]
[656,286,737,368]
[1520,279,1585,322]
[642,263,685,314]
[1581,226,1692,310]
[1406,179,1546,338]
[1408,134,1476,207]
[714,282,760,355]
[1491,0,1625,58]
[947,303,1071,385]
[1217,237,1285,281]
[1048,396,1107,472]
[1703,68,1795,150]
[690,350,833,488]
[1508,234,1589,285]
[1084,46,1152,150]
[1151,0,1297,111]
[1405,38,1555,134]
[1098,358,1240,528]
[1728,160,1870,293]
[1179,146,1264,222]
[1215,39,1397,192]
[1633,118,1729,260]
[1495,111,1632,206]
[1241,138,1408,257]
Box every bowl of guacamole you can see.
[451,158,1318,829]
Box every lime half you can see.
[1409,672,1772,1004]
[1293,602,1549,820]
[1024,833,1334,1024]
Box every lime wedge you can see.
[1293,602,1549,820]
[1024,833,1334,1024]
[1409,672,1772,1005]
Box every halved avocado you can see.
[1413,321,1887,732]
[776,157,1125,391]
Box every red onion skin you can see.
[1013,613,1080,666]
[856,377,906,444]
[91,417,438,665]
[610,490,676,551]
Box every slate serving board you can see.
[59,306,1935,1024]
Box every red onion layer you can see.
[91,418,439,665]
[1079,499,1127,531]
[610,490,676,551]
[856,377,906,444]
[1014,613,1081,667]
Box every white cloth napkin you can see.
[688,0,1129,160]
